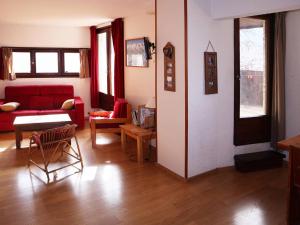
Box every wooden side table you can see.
[120,124,155,163]
[278,135,300,225]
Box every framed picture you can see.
[204,52,218,94]
[125,38,148,67]
[163,42,176,92]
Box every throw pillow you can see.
[90,111,110,117]
[61,99,74,110]
[0,102,20,112]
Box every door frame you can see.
[234,15,275,146]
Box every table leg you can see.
[15,128,22,149]
[121,129,126,152]
[137,137,143,163]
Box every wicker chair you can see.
[28,124,83,182]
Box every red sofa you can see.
[0,85,84,131]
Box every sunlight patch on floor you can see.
[99,164,123,206]
[96,134,116,145]
[80,166,98,181]
[234,205,265,225]
[0,147,7,153]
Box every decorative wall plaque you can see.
[204,51,218,94]
[163,42,176,92]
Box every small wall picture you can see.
[204,52,218,94]
[126,38,148,67]
[163,42,176,92]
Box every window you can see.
[97,27,115,110]
[239,18,267,118]
[35,52,59,73]
[98,32,108,94]
[234,15,274,145]
[12,52,31,73]
[64,52,80,73]
[12,48,85,78]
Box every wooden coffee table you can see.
[13,114,72,149]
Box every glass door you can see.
[234,15,274,146]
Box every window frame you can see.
[11,47,85,78]
[233,14,275,146]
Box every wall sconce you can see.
[144,37,156,60]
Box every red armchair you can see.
[90,99,131,148]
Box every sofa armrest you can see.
[74,96,85,129]
[0,99,4,105]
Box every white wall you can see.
[0,24,91,116]
[157,0,186,177]
[211,0,300,19]
[188,0,270,177]
[124,13,155,109]
[286,10,300,138]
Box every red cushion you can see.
[12,110,39,116]
[39,85,74,96]
[5,86,39,97]
[112,99,128,118]
[11,110,39,122]
[37,109,65,115]
[29,96,54,110]
[0,112,12,122]
[90,111,111,117]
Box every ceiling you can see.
[0,0,155,27]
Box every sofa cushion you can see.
[40,85,74,96]
[12,110,39,117]
[0,112,12,122]
[29,96,54,110]
[112,99,128,118]
[89,111,111,118]
[5,86,40,109]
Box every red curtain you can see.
[0,48,4,80]
[112,18,125,102]
[90,26,99,108]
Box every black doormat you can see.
[234,150,286,172]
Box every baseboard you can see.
[156,163,186,182]
[157,161,286,182]
[187,168,218,181]
[187,166,235,181]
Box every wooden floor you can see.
[0,124,288,225]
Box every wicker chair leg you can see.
[74,136,83,170]
[45,170,50,182]
[28,138,34,167]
